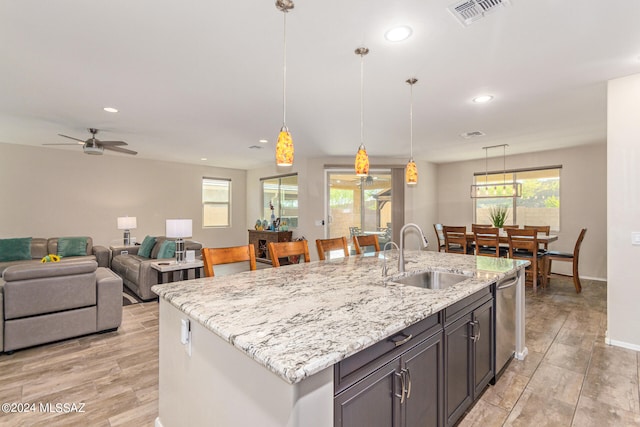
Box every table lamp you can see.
[117,216,137,245]
[166,219,192,264]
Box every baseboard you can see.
[550,272,607,282]
[604,336,640,352]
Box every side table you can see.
[150,260,205,284]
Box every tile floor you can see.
[460,276,640,427]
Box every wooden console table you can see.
[248,230,293,264]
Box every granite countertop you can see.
[152,250,528,384]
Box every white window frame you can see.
[202,177,231,228]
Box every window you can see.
[261,174,298,228]
[474,167,561,230]
[203,178,231,227]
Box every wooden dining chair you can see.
[268,240,310,267]
[473,227,504,257]
[524,225,551,250]
[353,234,381,254]
[201,244,257,277]
[443,226,468,254]
[316,236,349,261]
[546,228,587,293]
[433,223,446,252]
[506,228,547,293]
[502,225,521,230]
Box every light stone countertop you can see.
[152,250,528,384]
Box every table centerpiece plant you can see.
[489,205,510,228]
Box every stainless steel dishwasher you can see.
[495,270,520,376]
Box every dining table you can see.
[465,231,558,245]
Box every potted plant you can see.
[489,205,509,228]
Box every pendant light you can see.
[405,78,418,185]
[470,144,523,198]
[354,47,370,177]
[275,0,294,167]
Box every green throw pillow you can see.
[0,237,32,262]
[156,240,176,259]
[138,235,156,258]
[57,237,88,257]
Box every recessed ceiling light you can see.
[200,158,208,161]
[472,95,493,103]
[259,139,268,144]
[103,107,118,113]
[384,26,413,42]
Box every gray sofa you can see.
[0,237,110,275]
[111,237,202,301]
[0,260,122,353]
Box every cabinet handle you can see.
[402,368,412,399]
[391,333,413,347]
[475,320,481,343]
[469,320,479,343]
[394,371,406,404]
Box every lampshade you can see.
[166,219,193,238]
[117,216,137,230]
[406,159,418,185]
[355,144,369,176]
[275,128,294,166]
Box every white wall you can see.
[435,144,607,280]
[0,143,247,248]
[607,72,640,350]
[247,157,438,261]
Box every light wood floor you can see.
[0,276,635,427]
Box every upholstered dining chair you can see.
[316,236,349,261]
[443,226,468,254]
[546,228,587,293]
[201,244,257,277]
[433,223,446,252]
[506,228,547,293]
[268,240,310,267]
[353,234,380,254]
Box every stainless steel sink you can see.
[392,271,470,290]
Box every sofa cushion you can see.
[57,237,88,257]
[47,237,94,257]
[138,235,156,258]
[156,240,176,259]
[30,238,48,259]
[0,237,32,262]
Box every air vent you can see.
[461,131,486,139]
[448,0,511,27]
[248,145,264,150]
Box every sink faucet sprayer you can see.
[398,223,429,273]
[382,241,399,277]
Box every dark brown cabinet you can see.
[247,230,292,263]
[444,288,494,427]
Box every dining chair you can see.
[473,227,504,257]
[502,225,521,230]
[268,240,310,267]
[472,223,492,229]
[524,225,551,250]
[316,236,349,261]
[201,244,257,277]
[506,228,547,293]
[348,226,362,238]
[546,228,587,293]
[443,226,468,254]
[433,223,446,252]
[353,234,380,255]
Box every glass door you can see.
[326,169,393,253]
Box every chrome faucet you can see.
[399,223,429,273]
[382,241,399,277]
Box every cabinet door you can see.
[444,313,473,427]
[473,299,494,396]
[335,360,401,427]
[401,332,443,427]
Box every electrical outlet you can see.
[121,250,128,255]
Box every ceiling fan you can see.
[44,128,137,156]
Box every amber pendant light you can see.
[275,0,294,167]
[405,78,418,185]
[354,47,370,177]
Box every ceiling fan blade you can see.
[103,145,137,155]
[43,143,83,146]
[58,134,85,143]
[99,140,128,146]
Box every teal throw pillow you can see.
[138,235,156,258]
[57,237,88,257]
[156,240,176,259]
[0,237,32,262]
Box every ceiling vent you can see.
[461,131,486,139]
[248,145,264,150]
[448,0,511,27]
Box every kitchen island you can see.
[152,251,528,427]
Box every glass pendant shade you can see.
[406,158,418,185]
[276,127,294,167]
[355,143,369,176]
